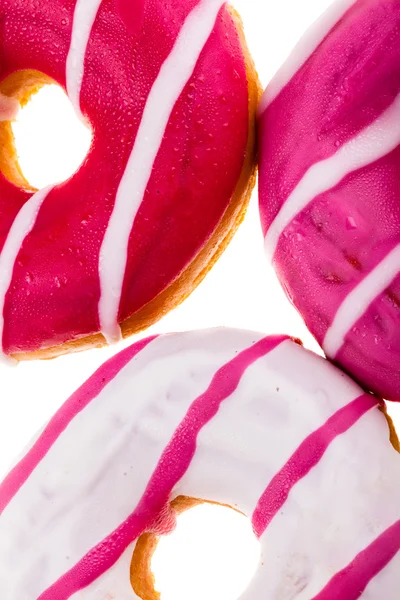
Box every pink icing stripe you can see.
[252,393,379,538]
[37,335,288,600]
[0,335,158,515]
[312,520,400,599]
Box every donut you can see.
[258,0,400,401]
[1,328,399,599]
[0,0,259,361]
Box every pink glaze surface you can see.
[259,0,400,400]
[0,0,250,356]
[1,328,399,598]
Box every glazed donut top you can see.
[1,328,399,599]
[258,0,400,401]
[0,0,252,358]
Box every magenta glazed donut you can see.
[259,0,400,401]
[0,0,259,360]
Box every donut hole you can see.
[0,70,92,190]
[131,496,261,600]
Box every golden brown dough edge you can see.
[12,5,262,361]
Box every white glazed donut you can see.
[0,328,399,599]
[0,94,18,122]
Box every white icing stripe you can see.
[0,329,257,598]
[4,419,50,475]
[361,545,400,599]
[98,0,225,345]
[265,92,400,258]
[66,0,102,119]
[323,244,400,358]
[259,0,357,114]
[0,186,53,363]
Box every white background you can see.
[1,1,399,598]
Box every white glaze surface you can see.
[1,328,399,599]
[97,0,226,344]
[264,92,400,258]
[247,407,397,598]
[0,185,53,362]
[259,0,357,113]
[323,244,400,358]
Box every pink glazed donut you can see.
[0,0,259,361]
[1,328,399,599]
[259,0,400,401]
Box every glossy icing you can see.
[1,328,399,599]
[259,0,400,400]
[0,0,250,356]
